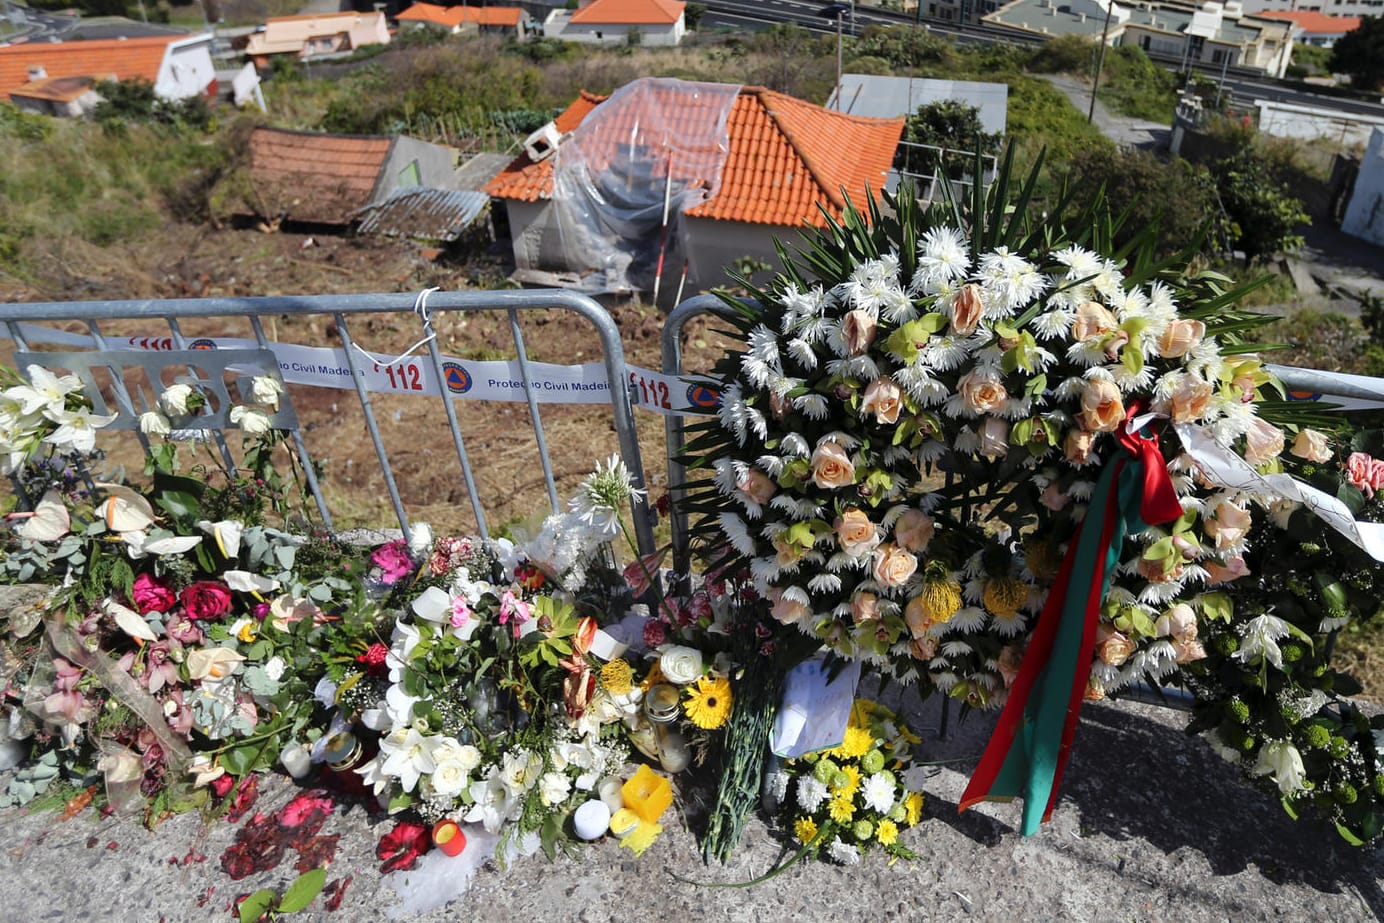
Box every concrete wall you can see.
[156,36,216,100]
[684,216,797,292]
[381,137,460,198]
[1256,100,1384,149]
[543,11,683,45]
[1343,128,1384,248]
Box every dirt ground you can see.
[1,221,730,540]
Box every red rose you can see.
[130,573,176,614]
[180,581,232,621]
[355,643,389,677]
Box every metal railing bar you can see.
[332,312,412,539]
[422,323,488,540]
[507,307,560,516]
[166,317,240,476]
[82,319,153,458]
[248,316,334,531]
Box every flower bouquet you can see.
[679,151,1384,845]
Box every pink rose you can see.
[835,508,879,558]
[180,581,232,622]
[1205,555,1250,585]
[810,440,856,490]
[1345,452,1384,498]
[842,309,878,356]
[860,377,903,425]
[1165,374,1213,423]
[1072,301,1117,342]
[371,540,415,585]
[1095,626,1134,666]
[131,573,177,615]
[872,543,918,588]
[1156,319,1205,358]
[851,592,880,624]
[767,588,811,627]
[1203,501,1252,550]
[1156,603,1198,644]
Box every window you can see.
[399,160,421,187]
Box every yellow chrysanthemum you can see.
[828,796,856,824]
[904,791,924,826]
[910,578,963,626]
[839,725,874,758]
[684,675,733,730]
[832,763,862,799]
[599,659,634,695]
[794,816,819,845]
[982,576,1029,620]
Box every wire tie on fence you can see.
[348,287,441,368]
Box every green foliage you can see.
[238,868,327,922]
[0,102,54,141]
[1027,34,1096,74]
[93,78,216,133]
[1289,42,1333,76]
[898,99,1002,179]
[1097,44,1175,121]
[1003,75,1112,165]
[1330,15,1384,91]
[685,2,707,29]
[850,24,958,71]
[1211,146,1311,263]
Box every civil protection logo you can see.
[189,338,217,351]
[1285,389,1322,402]
[442,362,472,394]
[686,384,720,410]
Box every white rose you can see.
[138,411,171,436]
[159,383,194,416]
[659,644,704,685]
[250,375,284,409]
[538,770,572,807]
[229,405,272,435]
[429,757,471,798]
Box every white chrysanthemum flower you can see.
[825,355,881,381]
[781,433,811,457]
[719,512,756,555]
[922,338,971,372]
[750,556,783,583]
[861,772,897,814]
[1110,361,1154,393]
[932,671,960,692]
[769,495,826,518]
[796,775,830,812]
[747,324,782,365]
[941,640,974,657]
[744,405,769,442]
[1234,614,1290,670]
[786,338,819,370]
[953,426,981,455]
[916,226,971,285]
[569,455,645,539]
[1091,259,1126,299]
[767,769,791,805]
[742,357,775,390]
[977,247,1045,315]
[808,573,843,594]
[917,441,949,464]
[1145,280,1178,327]
[757,454,786,477]
[827,837,862,866]
[796,393,831,420]
[943,606,989,634]
[881,288,921,324]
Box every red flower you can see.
[642,619,667,648]
[370,540,415,585]
[376,821,430,873]
[224,774,259,823]
[180,581,232,621]
[131,573,176,614]
[210,773,235,798]
[355,643,390,677]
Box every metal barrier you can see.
[1,290,656,557]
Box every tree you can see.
[1330,15,1384,91]
[897,99,1001,180]
[684,3,706,30]
[1211,146,1310,264]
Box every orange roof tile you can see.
[569,0,685,26]
[458,6,523,26]
[396,2,466,27]
[249,127,393,225]
[0,35,180,101]
[484,82,902,229]
[1255,10,1360,34]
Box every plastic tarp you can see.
[550,77,740,294]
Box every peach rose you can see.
[1204,555,1250,585]
[1040,483,1070,511]
[949,283,985,336]
[1136,556,1183,583]
[772,533,807,567]
[737,468,777,506]
[842,309,878,356]
[1289,428,1331,464]
[1167,374,1213,424]
[978,417,1010,459]
[1063,429,1096,465]
[835,508,879,557]
[1203,501,1251,550]
[1072,301,1117,342]
[1173,640,1207,664]
[997,644,1024,687]
[1156,319,1205,358]
[904,596,932,638]
[957,368,1007,415]
[1243,417,1285,467]
[1156,603,1198,644]
[810,440,856,490]
[872,543,918,588]
[861,376,903,425]
[894,509,935,553]
[910,636,937,660]
[1094,626,1135,666]
[1078,379,1124,433]
[851,592,880,624]
[768,588,811,627]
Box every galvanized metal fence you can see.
[1,290,656,557]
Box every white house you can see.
[1343,128,1384,249]
[0,33,217,108]
[543,0,686,46]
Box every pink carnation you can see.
[1346,452,1384,498]
[371,540,415,585]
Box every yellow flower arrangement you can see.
[904,791,924,827]
[683,674,732,730]
[828,796,856,824]
[599,659,634,695]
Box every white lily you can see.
[6,366,81,416]
[43,406,117,454]
[377,726,438,793]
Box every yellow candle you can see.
[621,764,672,824]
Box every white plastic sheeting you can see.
[549,77,740,294]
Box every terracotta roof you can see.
[484,83,903,228]
[569,0,685,26]
[1255,10,1360,34]
[249,127,393,225]
[459,6,524,26]
[0,35,179,101]
[9,73,111,103]
[396,2,466,27]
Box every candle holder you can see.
[621,764,672,824]
[432,819,467,857]
[643,684,690,773]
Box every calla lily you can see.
[198,519,244,558]
[95,483,157,532]
[103,597,158,643]
[18,490,70,542]
[222,569,278,594]
[186,646,246,682]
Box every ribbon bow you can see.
[959,406,1182,834]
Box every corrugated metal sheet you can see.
[355,187,490,242]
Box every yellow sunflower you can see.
[684,675,732,730]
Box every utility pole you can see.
[1088,0,1115,123]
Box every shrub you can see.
[1026,35,1094,74]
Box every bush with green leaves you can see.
[1211,146,1310,264]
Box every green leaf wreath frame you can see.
[681,148,1384,846]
